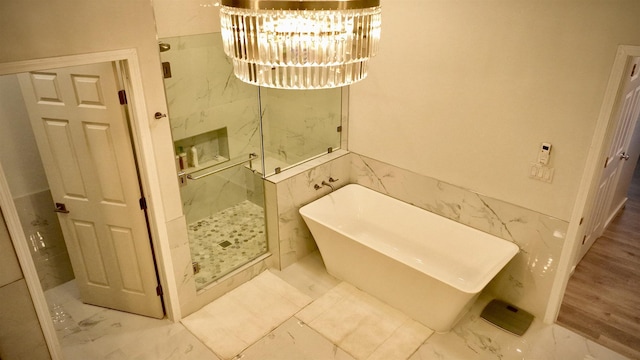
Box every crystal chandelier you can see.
[219,0,382,89]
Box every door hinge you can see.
[162,62,172,79]
[118,90,127,105]
[582,235,587,245]
[579,217,584,225]
[604,156,609,168]
[156,284,163,296]
[139,197,147,210]
[336,125,342,133]
[632,63,637,77]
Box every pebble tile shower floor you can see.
[188,200,267,288]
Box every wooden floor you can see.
[557,162,640,359]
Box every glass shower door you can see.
[159,33,267,290]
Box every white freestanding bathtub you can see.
[299,184,519,332]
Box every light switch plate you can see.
[530,163,554,183]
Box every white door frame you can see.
[545,45,640,323]
[0,49,178,359]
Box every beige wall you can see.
[350,0,640,221]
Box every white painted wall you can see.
[350,0,640,221]
[153,0,220,38]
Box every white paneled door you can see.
[579,57,640,263]
[17,62,164,318]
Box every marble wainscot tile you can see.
[349,153,567,319]
[264,179,281,269]
[481,197,567,319]
[12,189,74,290]
[181,270,312,359]
[411,295,629,360]
[297,282,433,360]
[166,215,198,314]
[268,151,350,269]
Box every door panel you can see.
[73,220,109,286]
[42,118,88,197]
[579,57,640,263]
[111,226,145,293]
[18,62,163,318]
[84,122,127,203]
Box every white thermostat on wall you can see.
[538,142,552,165]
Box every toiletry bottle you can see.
[190,146,199,168]
[179,152,187,170]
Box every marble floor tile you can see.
[272,251,341,300]
[44,281,219,360]
[239,317,356,360]
[410,295,630,360]
[181,270,312,359]
[44,252,630,360]
[297,282,433,360]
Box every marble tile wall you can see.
[261,88,342,169]
[12,190,74,291]
[269,151,567,319]
[160,32,263,222]
[266,150,351,269]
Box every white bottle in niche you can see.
[189,146,199,168]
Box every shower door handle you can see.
[54,202,70,214]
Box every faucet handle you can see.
[328,177,339,182]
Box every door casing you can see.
[0,49,178,360]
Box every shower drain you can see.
[218,240,233,248]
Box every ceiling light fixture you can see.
[219,0,381,89]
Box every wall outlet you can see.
[530,163,554,183]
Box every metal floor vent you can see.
[480,299,534,336]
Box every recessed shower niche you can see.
[173,127,230,174]
[159,32,343,290]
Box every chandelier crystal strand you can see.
[220,1,381,89]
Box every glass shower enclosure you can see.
[160,32,342,290]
